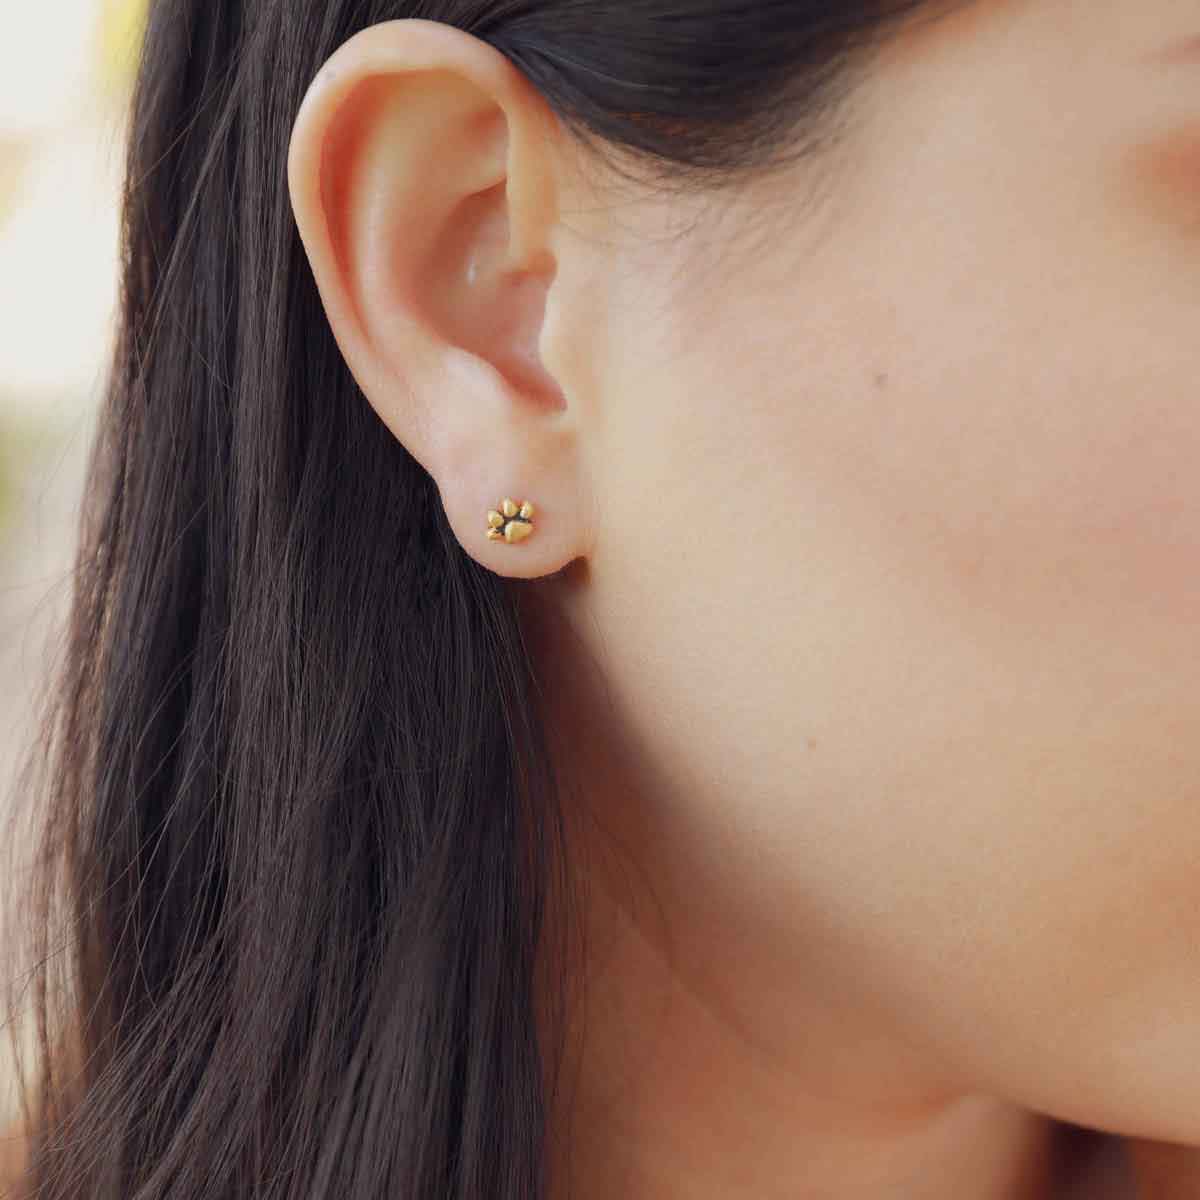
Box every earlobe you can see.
[285,18,590,580]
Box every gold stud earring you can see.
[486,497,535,543]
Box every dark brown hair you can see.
[3,1,946,1196]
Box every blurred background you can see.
[0,0,147,1126]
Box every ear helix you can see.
[485,497,535,543]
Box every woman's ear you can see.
[287,18,591,578]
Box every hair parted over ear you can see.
[287,18,594,581]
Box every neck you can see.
[538,841,1065,1200]
[522,582,1187,1200]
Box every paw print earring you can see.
[486,497,535,543]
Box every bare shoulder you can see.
[0,1023,88,1194]
[0,1112,28,1195]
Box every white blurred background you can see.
[0,0,146,1127]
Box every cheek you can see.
[849,367,1200,1131]
[836,300,1200,660]
[1120,124,1200,238]
[594,209,1200,1136]
[725,291,1200,1134]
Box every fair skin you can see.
[284,2,1200,1197]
